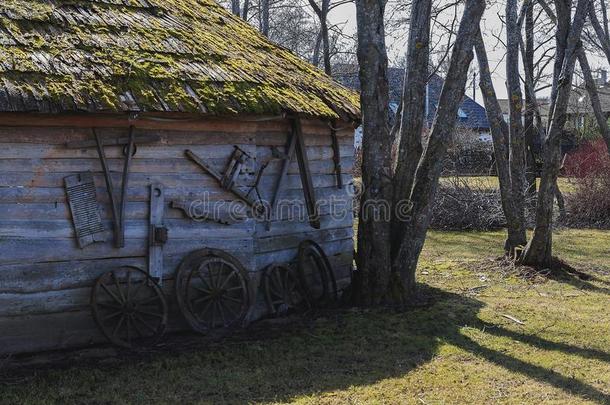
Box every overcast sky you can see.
[327,2,608,101]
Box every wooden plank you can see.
[0,171,352,192]
[0,157,354,177]
[0,310,105,355]
[0,183,353,206]
[255,239,353,269]
[0,113,355,135]
[0,237,254,266]
[0,145,350,167]
[255,226,353,254]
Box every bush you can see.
[430,177,507,231]
[563,139,609,177]
[564,142,610,229]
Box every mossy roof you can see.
[0,0,360,120]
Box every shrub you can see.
[430,177,507,231]
[564,139,609,177]
[564,143,610,229]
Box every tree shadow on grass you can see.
[2,285,609,404]
[542,259,610,295]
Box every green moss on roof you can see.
[0,0,360,120]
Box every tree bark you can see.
[522,0,591,267]
[261,0,270,36]
[354,0,393,305]
[242,0,250,20]
[391,0,432,284]
[524,3,538,196]
[392,0,486,297]
[309,0,332,75]
[231,0,241,16]
[578,49,610,154]
[474,31,527,255]
[505,0,529,253]
[589,1,610,63]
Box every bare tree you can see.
[578,49,610,153]
[391,0,486,298]
[505,0,528,253]
[231,0,241,15]
[308,0,332,74]
[522,0,591,267]
[354,0,393,305]
[475,32,528,256]
[355,0,486,304]
[390,0,432,294]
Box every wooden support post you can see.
[149,183,167,284]
[294,117,321,229]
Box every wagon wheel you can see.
[263,263,306,316]
[176,249,250,335]
[297,240,338,306]
[91,266,168,349]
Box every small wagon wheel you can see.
[91,266,168,349]
[263,263,306,316]
[176,249,250,334]
[297,240,338,305]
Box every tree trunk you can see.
[524,3,538,196]
[242,0,250,20]
[392,0,486,298]
[474,32,527,256]
[505,0,528,253]
[354,0,393,305]
[309,0,332,75]
[391,0,432,287]
[261,0,270,36]
[578,49,610,154]
[231,0,241,16]
[522,0,591,267]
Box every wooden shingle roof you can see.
[0,0,360,120]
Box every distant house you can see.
[565,70,610,129]
[334,66,491,147]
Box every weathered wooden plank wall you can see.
[0,115,355,355]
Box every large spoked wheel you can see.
[263,263,306,316]
[176,249,250,335]
[91,266,168,349]
[297,240,338,306]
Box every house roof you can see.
[0,0,360,120]
[334,65,489,130]
[425,73,489,130]
[566,84,610,116]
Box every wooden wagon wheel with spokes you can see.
[91,266,168,349]
[297,240,338,306]
[263,263,306,316]
[176,249,251,335]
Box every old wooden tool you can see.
[92,126,139,248]
[221,147,250,190]
[171,200,246,225]
[149,184,168,284]
[330,120,343,189]
[185,149,260,209]
[266,117,320,230]
[265,124,298,230]
[64,172,107,248]
[294,119,321,229]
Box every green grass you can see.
[2,229,610,404]
[439,176,577,193]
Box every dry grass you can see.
[1,229,609,404]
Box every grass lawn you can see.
[439,176,577,193]
[1,229,610,404]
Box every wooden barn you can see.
[0,0,359,355]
